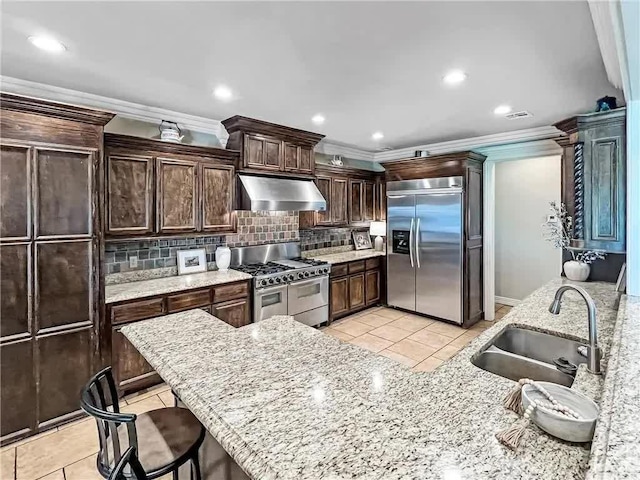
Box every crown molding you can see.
[0,76,228,141]
[315,140,376,161]
[589,0,625,92]
[374,125,562,162]
[477,138,562,163]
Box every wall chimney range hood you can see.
[238,174,326,212]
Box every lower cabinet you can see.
[329,257,382,322]
[212,298,250,328]
[107,280,250,395]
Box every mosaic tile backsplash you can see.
[299,226,371,251]
[105,211,298,274]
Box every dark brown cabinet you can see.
[111,327,159,393]
[212,298,250,328]
[329,257,383,321]
[106,155,154,235]
[105,134,238,237]
[157,157,198,233]
[0,93,114,445]
[245,134,282,171]
[554,108,626,254]
[107,280,251,394]
[300,165,383,229]
[223,116,324,176]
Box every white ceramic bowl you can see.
[522,381,599,443]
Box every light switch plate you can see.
[129,256,138,268]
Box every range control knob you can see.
[304,271,311,278]
[275,277,281,283]
[322,267,329,274]
[268,278,274,284]
[288,274,295,281]
[260,279,268,287]
[298,272,304,279]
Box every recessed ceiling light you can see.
[213,85,233,101]
[28,35,66,53]
[443,70,467,85]
[494,105,512,115]
[311,114,325,125]
[371,131,384,141]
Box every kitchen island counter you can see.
[122,279,624,480]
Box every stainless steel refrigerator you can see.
[386,176,463,324]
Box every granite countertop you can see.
[122,279,622,479]
[305,248,386,265]
[587,294,640,479]
[105,269,252,304]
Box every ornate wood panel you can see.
[35,149,92,238]
[212,298,250,328]
[112,326,159,393]
[377,176,386,221]
[465,246,483,325]
[201,164,235,232]
[244,134,265,169]
[0,145,30,240]
[284,142,299,171]
[348,273,365,310]
[0,243,30,339]
[365,270,380,306]
[330,277,349,317]
[299,146,313,174]
[156,157,198,233]
[363,180,376,222]
[106,155,153,235]
[0,339,35,439]
[349,180,363,224]
[332,178,348,225]
[264,138,282,169]
[36,240,93,330]
[316,176,332,225]
[37,327,94,424]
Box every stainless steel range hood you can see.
[238,174,326,211]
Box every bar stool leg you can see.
[191,452,202,480]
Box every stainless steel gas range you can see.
[230,243,330,327]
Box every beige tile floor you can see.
[322,305,512,372]
[0,304,512,480]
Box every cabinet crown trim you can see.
[554,107,627,135]
[105,133,240,161]
[1,92,115,126]
[222,116,325,146]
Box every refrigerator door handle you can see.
[415,217,421,268]
[409,218,415,267]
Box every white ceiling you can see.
[1,1,621,151]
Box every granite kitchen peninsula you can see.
[122,279,637,480]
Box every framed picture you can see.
[177,249,207,275]
[352,231,372,250]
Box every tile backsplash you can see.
[299,226,370,251]
[105,211,298,274]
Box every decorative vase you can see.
[564,261,590,282]
[215,246,231,272]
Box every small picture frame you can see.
[177,249,207,275]
[352,231,372,250]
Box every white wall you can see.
[494,155,562,302]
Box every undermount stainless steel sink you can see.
[471,327,588,387]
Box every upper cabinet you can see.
[299,164,385,229]
[554,108,626,253]
[222,116,324,177]
[105,134,239,237]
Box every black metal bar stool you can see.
[109,447,147,480]
[81,367,205,480]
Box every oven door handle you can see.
[289,277,326,290]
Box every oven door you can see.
[254,284,288,322]
[288,276,329,316]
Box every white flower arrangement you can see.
[542,202,606,265]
